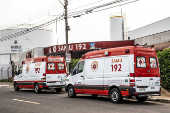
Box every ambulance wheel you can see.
[14,83,20,91]
[34,84,41,94]
[68,86,76,98]
[110,88,122,104]
[136,96,148,102]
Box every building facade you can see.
[129,17,170,50]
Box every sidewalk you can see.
[149,96,170,103]
[0,82,13,88]
[149,88,170,103]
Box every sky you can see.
[0,0,170,45]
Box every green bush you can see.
[0,78,13,82]
[157,48,170,90]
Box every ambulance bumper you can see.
[135,92,161,96]
[47,85,65,88]
[40,82,65,89]
[129,87,161,96]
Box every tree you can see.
[157,48,170,90]
[69,58,79,73]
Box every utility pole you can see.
[121,8,125,40]
[64,0,70,73]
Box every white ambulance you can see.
[14,56,67,93]
[65,46,161,103]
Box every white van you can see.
[65,46,161,103]
[14,56,67,93]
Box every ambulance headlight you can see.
[65,78,69,82]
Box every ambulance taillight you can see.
[129,73,135,77]
[129,79,135,87]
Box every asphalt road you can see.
[0,85,170,113]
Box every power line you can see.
[0,0,139,42]
[69,0,105,12]
[68,0,132,18]
[93,0,139,13]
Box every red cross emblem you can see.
[91,61,98,71]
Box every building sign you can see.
[11,45,22,53]
[11,40,22,53]
[66,53,71,62]
[44,41,134,55]
[90,42,95,49]
[47,43,89,54]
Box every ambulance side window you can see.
[78,61,84,73]
[72,66,78,75]
[72,61,84,75]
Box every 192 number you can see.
[112,64,122,72]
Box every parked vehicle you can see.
[65,46,161,103]
[14,56,67,93]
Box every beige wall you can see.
[135,30,170,50]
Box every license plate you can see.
[151,86,155,89]
[139,88,145,92]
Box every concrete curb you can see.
[148,98,170,103]
[0,82,13,88]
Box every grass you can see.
[0,79,13,82]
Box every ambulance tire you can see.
[14,83,20,91]
[34,84,41,94]
[136,96,148,102]
[110,88,122,104]
[68,86,76,98]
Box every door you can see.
[72,61,85,93]
[103,55,131,87]
[46,62,65,86]
[83,58,105,95]
[135,56,160,93]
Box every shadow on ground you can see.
[68,95,161,106]
[12,89,65,94]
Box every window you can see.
[78,61,84,73]
[47,63,55,70]
[57,63,65,70]
[136,56,146,68]
[150,57,157,68]
[72,61,84,75]
[72,66,78,75]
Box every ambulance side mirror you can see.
[18,70,22,75]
